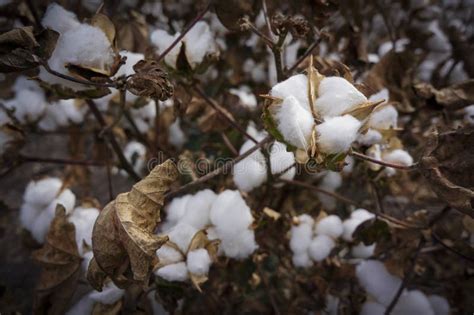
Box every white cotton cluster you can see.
[382,149,414,176]
[229,86,258,110]
[38,99,86,131]
[150,21,218,70]
[122,141,147,176]
[66,281,124,315]
[67,206,99,255]
[19,177,76,243]
[464,105,474,125]
[357,260,450,315]
[3,78,47,123]
[168,118,187,149]
[270,74,368,154]
[39,3,115,90]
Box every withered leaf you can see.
[37,79,111,99]
[0,26,37,49]
[127,60,174,101]
[414,80,474,111]
[32,205,82,315]
[90,13,116,45]
[88,160,179,291]
[420,127,474,217]
[92,299,123,315]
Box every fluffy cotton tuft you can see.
[42,3,80,34]
[308,234,335,262]
[275,96,314,149]
[187,248,212,275]
[210,190,253,233]
[168,118,187,148]
[38,99,85,131]
[233,158,268,192]
[369,105,398,130]
[358,129,383,146]
[123,141,147,175]
[179,189,216,230]
[67,206,99,255]
[315,77,367,118]
[270,141,296,181]
[428,295,450,315]
[166,222,198,253]
[289,214,314,254]
[229,86,257,110]
[270,74,310,111]
[155,262,189,282]
[351,243,375,259]
[89,282,125,305]
[156,245,183,265]
[314,215,343,239]
[4,89,47,123]
[316,115,361,154]
[219,228,258,259]
[342,209,375,242]
[383,149,413,167]
[292,251,313,268]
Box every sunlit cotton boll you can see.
[179,189,216,230]
[3,89,47,123]
[165,222,198,253]
[316,115,361,154]
[270,141,296,182]
[270,74,310,110]
[218,228,258,259]
[156,244,184,265]
[368,105,398,130]
[308,234,335,262]
[233,157,267,192]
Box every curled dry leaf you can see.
[32,205,82,315]
[414,80,474,111]
[127,60,174,101]
[87,160,179,291]
[419,127,474,217]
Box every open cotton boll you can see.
[292,251,313,268]
[164,195,191,227]
[184,21,217,69]
[317,171,342,210]
[229,86,257,110]
[89,282,125,305]
[464,105,474,125]
[356,260,402,306]
[4,89,47,123]
[23,177,63,207]
[42,3,80,34]
[368,105,398,130]
[168,118,187,149]
[314,215,343,239]
[270,74,310,111]
[383,149,413,167]
[187,248,212,275]
[219,228,258,259]
[38,99,86,131]
[156,245,184,265]
[233,157,267,192]
[150,29,181,69]
[351,209,375,222]
[270,141,296,181]
[51,189,77,214]
[31,209,56,243]
[342,218,363,242]
[392,290,434,315]
[180,189,216,229]
[19,204,41,231]
[156,262,189,282]
[210,190,253,234]
[369,89,389,103]
[428,295,450,315]
[275,96,314,149]
[289,214,314,254]
[351,243,375,259]
[68,207,99,255]
[316,115,361,154]
[360,301,386,315]
[358,129,383,146]
[315,77,367,118]
[166,222,198,253]
[239,138,266,163]
[308,234,335,262]
[123,141,147,175]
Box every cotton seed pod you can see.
[127,60,174,101]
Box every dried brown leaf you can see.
[414,80,474,110]
[127,60,174,101]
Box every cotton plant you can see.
[150,21,219,72]
[39,3,119,90]
[263,58,384,170]
[357,260,450,315]
[289,209,378,267]
[19,177,76,243]
[155,189,258,289]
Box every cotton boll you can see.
[356,260,402,306]
[351,209,375,222]
[233,157,267,192]
[13,76,42,94]
[464,105,474,125]
[180,189,216,229]
[187,248,212,275]
[150,29,181,69]
[23,177,63,207]
[308,234,335,262]
[289,215,314,254]
[184,21,217,69]
[270,141,296,181]
[168,119,187,148]
[342,218,363,242]
[360,301,386,315]
[315,77,367,118]
[351,242,375,259]
[292,251,313,268]
[369,105,398,130]
[68,207,99,255]
[393,290,434,315]
[383,149,413,167]
[89,282,125,304]
[4,89,47,123]
[210,190,253,234]
[428,295,450,315]
[275,96,314,149]
[239,138,266,163]
[166,222,198,253]
[316,115,361,154]
[165,195,191,226]
[219,228,258,259]
[38,99,86,131]
[229,86,257,110]
[319,171,342,190]
[123,141,147,175]
[314,215,343,239]
[30,209,54,243]
[51,189,76,214]
[358,129,383,146]
[156,262,189,282]
[115,51,144,78]
[42,3,80,34]
[19,203,41,231]
[156,244,184,265]
[369,89,389,103]
[270,74,310,110]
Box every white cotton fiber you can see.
[42,3,80,34]
[369,89,389,103]
[358,129,383,146]
[319,171,342,190]
[168,118,187,148]
[30,210,55,243]
[356,260,402,306]
[464,105,474,125]
[275,96,314,149]
[229,86,257,110]
[89,282,125,304]
[351,242,375,259]
[150,29,181,69]
[166,222,198,253]
[210,190,253,234]
[315,77,367,118]
[50,188,76,214]
[38,99,85,131]
[23,177,62,207]
[66,295,94,315]
[165,195,190,226]
[187,248,212,275]
[233,157,267,192]
[156,262,189,282]
[316,115,361,154]
[428,295,450,315]
[308,234,335,262]
[270,74,310,111]
[314,215,343,239]
[392,290,434,315]
[156,244,184,265]
[360,301,386,315]
[68,207,99,255]
[369,105,398,130]
[4,89,47,123]
[289,214,314,254]
[82,251,94,273]
[19,204,41,231]
[383,149,413,167]
[342,218,363,242]
[270,141,296,181]
[184,21,217,68]
[180,189,216,229]
[123,141,146,175]
[218,228,257,259]
[292,251,313,268]
[351,209,375,222]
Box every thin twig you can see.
[220,132,238,156]
[287,38,321,74]
[350,151,416,171]
[385,238,426,315]
[279,178,359,206]
[431,232,474,263]
[21,155,106,166]
[155,2,211,63]
[154,98,160,156]
[104,141,114,201]
[261,0,275,41]
[166,136,273,199]
[86,99,141,181]
[244,18,275,47]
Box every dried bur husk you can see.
[419,127,474,217]
[32,205,82,315]
[127,59,174,101]
[156,230,220,292]
[87,159,179,291]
